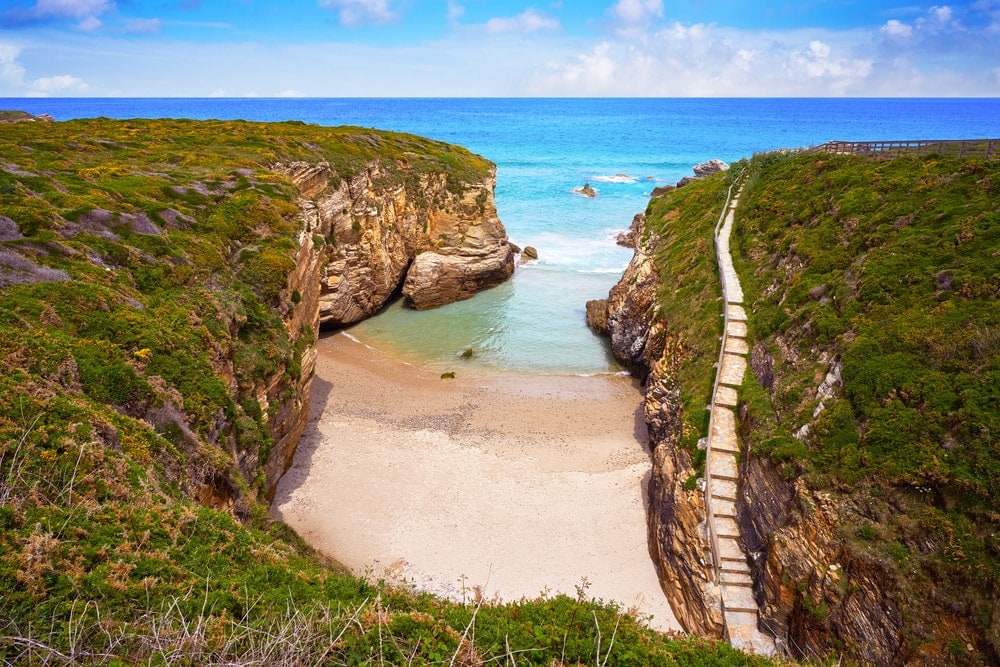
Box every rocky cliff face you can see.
[277,161,514,326]
[589,223,722,637]
[586,227,664,381]
[599,191,966,666]
[259,159,514,496]
[738,450,912,665]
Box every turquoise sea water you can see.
[11,98,1000,374]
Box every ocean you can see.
[9,98,999,374]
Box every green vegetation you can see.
[643,174,732,462]
[731,151,999,654]
[0,116,779,664]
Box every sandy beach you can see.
[272,332,680,632]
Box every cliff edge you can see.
[595,152,1000,665]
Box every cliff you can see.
[0,114,778,665]
[597,152,1000,665]
[280,161,513,325]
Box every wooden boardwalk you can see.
[808,138,999,160]
[704,183,776,655]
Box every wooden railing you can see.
[808,138,999,160]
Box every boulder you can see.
[402,242,515,310]
[521,245,538,259]
[692,159,729,177]
[574,183,597,198]
[585,299,608,334]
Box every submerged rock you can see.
[574,183,597,198]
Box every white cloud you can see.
[446,0,464,23]
[124,18,160,33]
[30,73,89,94]
[536,41,616,92]
[77,15,101,30]
[930,5,953,24]
[610,0,662,24]
[485,9,559,33]
[785,40,873,84]
[880,19,913,39]
[277,89,306,97]
[318,0,397,27]
[0,43,27,87]
[31,0,113,19]
[25,0,112,29]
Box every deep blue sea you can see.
[8,98,999,374]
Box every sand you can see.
[272,332,680,632]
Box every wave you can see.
[339,331,377,351]
[573,370,633,378]
[591,173,636,184]
[575,267,626,274]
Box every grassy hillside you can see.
[638,150,998,661]
[0,116,778,665]
[732,151,999,659]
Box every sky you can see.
[0,0,998,97]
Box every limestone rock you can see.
[677,159,729,188]
[650,184,675,198]
[521,245,538,259]
[585,298,608,334]
[645,350,725,637]
[693,159,729,177]
[615,213,644,249]
[603,230,664,380]
[574,183,597,198]
[278,161,515,324]
[402,242,515,310]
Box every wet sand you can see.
[272,332,680,632]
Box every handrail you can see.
[704,167,746,587]
[808,138,998,160]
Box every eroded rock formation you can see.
[590,215,721,636]
[277,161,514,324]
[598,175,927,665]
[260,158,514,494]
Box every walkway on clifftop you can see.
[704,182,776,656]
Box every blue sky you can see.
[0,0,997,96]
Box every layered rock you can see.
[259,200,328,499]
[739,455,905,664]
[645,348,725,637]
[277,161,515,325]
[599,228,664,381]
[677,159,729,189]
[259,158,513,493]
[597,166,923,665]
[591,215,720,635]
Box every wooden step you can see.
[722,606,759,615]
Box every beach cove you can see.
[273,332,681,632]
